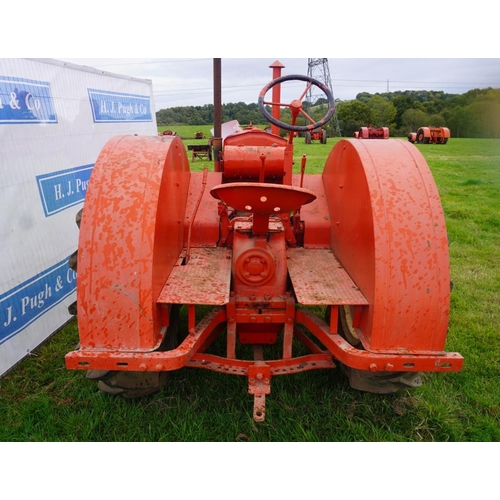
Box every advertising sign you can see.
[0,58,158,376]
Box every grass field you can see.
[1,135,499,444]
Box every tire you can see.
[70,204,184,399]
[89,304,184,398]
[325,305,422,394]
[305,132,311,144]
[325,305,360,347]
[321,129,327,144]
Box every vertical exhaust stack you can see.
[213,58,222,172]
[269,60,285,136]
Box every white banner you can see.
[0,58,158,376]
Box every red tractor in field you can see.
[305,128,327,144]
[408,126,450,144]
[354,126,389,139]
[65,61,463,421]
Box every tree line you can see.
[156,87,500,139]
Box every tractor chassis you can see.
[66,65,464,422]
[66,300,463,421]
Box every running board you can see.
[286,248,368,305]
[157,247,232,305]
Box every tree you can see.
[444,106,468,138]
[427,113,446,127]
[367,95,397,128]
[401,108,429,133]
[393,95,417,129]
[337,100,372,136]
[153,86,498,138]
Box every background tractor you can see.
[305,128,327,144]
[408,126,450,144]
[65,62,463,422]
[354,126,390,139]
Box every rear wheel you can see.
[88,304,183,398]
[305,132,311,144]
[70,205,183,399]
[321,129,327,144]
[326,305,422,394]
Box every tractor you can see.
[354,126,389,139]
[65,62,463,422]
[305,128,327,144]
[408,126,450,144]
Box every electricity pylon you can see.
[306,58,341,137]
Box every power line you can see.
[153,81,498,99]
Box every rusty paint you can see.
[66,62,463,422]
[287,248,368,305]
[75,135,190,351]
[157,247,232,305]
[323,139,451,352]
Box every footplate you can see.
[157,247,232,305]
[287,248,368,305]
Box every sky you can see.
[57,57,500,111]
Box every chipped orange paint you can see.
[76,135,190,351]
[65,64,463,422]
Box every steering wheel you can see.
[258,74,335,132]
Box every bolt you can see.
[139,363,147,372]
[369,363,378,372]
[385,363,394,371]
[256,373,263,380]
[155,364,164,371]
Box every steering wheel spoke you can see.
[263,100,292,108]
[299,108,317,125]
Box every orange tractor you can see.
[305,128,327,144]
[354,126,389,139]
[65,62,463,421]
[408,126,450,144]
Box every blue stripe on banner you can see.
[0,75,58,124]
[88,88,152,123]
[0,257,76,345]
[36,164,94,217]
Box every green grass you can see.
[1,136,499,443]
